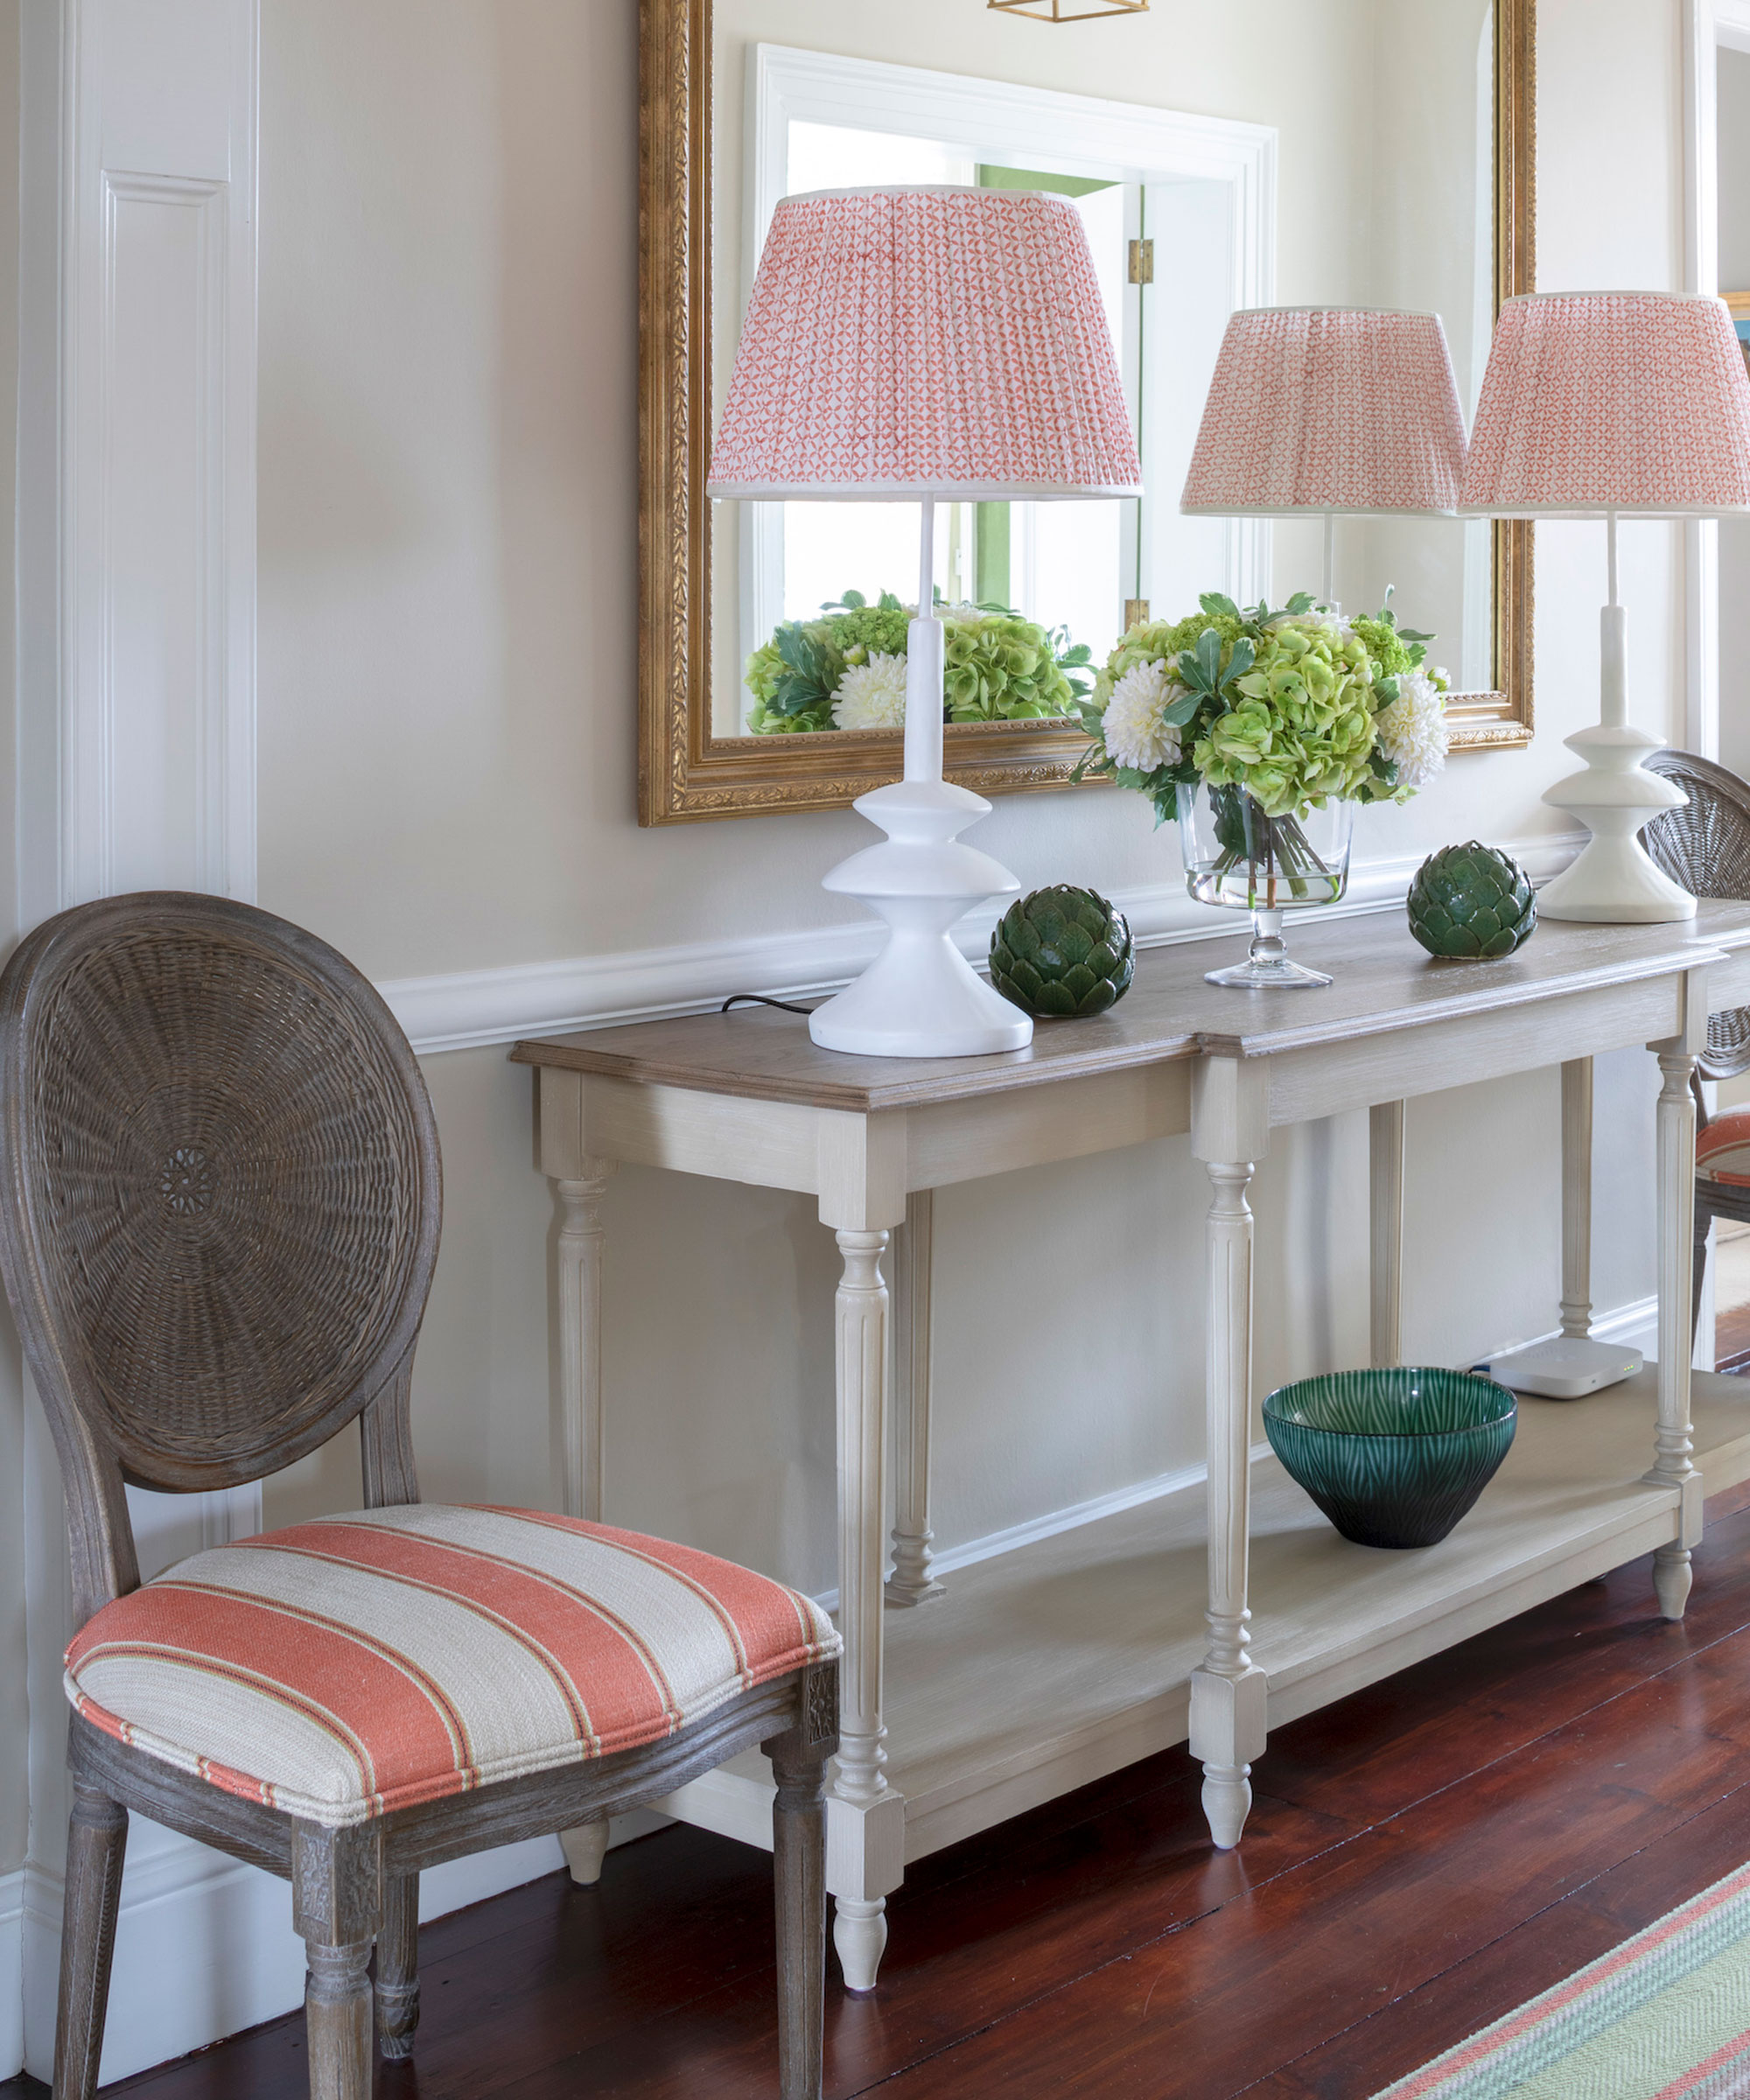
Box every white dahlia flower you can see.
[1101,659,1186,773]
[831,652,908,732]
[1375,668,1448,788]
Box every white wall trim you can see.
[0,1868,22,2080]
[382,830,1586,1057]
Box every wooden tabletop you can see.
[511,900,1750,1113]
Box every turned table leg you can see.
[1189,1058,1270,1851]
[552,1131,617,1884]
[1369,1101,1405,1368]
[1561,1058,1595,1338]
[829,1222,905,1989]
[1648,1028,1704,1618]
[887,1189,945,1608]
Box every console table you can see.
[511,901,1750,1992]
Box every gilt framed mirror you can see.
[639,0,1535,824]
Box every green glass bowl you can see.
[1263,1368,1517,1550]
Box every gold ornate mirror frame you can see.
[638,0,1536,826]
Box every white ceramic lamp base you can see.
[1536,603,1692,925]
[808,777,1032,1058]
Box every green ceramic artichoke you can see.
[990,886,1134,1018]
[1406,842,1536,960]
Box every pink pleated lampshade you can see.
[1459,291,1750,516]
[709,186,1144,501]
[1180,306,1467,515]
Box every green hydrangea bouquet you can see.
[744,590,1094,735]
[1075,590,1449,822]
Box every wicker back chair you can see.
[0,893,836,2100]
[1643,751,1750,1338]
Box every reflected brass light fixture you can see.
[989,0,1148,18]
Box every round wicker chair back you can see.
[1644,749,1750,1081]
[0,893,441,1508]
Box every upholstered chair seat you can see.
[1697,1105,1750,1188]
[66,1505,836,1828]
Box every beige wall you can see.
[1720,46,1750,782]
[255,0,1682,1601]
[0,0,25,1894]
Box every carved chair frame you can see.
[0,892,836,2100]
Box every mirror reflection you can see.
[709,3,1499,743]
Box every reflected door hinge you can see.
[1128,238,1154,284]
[1124,598,1151,631]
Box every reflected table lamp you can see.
[1180,305,1468,609]
[710,186,1144,1058]
[1460,291,1750,922]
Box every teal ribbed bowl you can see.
[1263,1368,1517,1550]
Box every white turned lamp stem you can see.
[904,500,944,786]
[1600,513,1626,732]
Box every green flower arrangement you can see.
[744,590,1094,735]
[1074,590,1451,828]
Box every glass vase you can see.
[1178,783,1354,989]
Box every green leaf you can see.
[1284,591,1315,616]
[1195,626,1224,692]
[1159,690,1202,728]
[1373,675,1402,704]
[838,588,865,609]
[1200,591,1242,620]
[1399,626,1435,645]
[878,590,903,612]
[1225,635,1256,687]
[1059,642,1093,667]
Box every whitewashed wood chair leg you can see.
[373,1872,420,2060]
[829,1223,905,1992]
[887,1189,945,1608]
[1560,1058,1595,1337]
[556,1158,616,1883]
[1648,1036,1704,1619]
[293,1826,382,2100]
[766,1676,836,2100]
[52,1782,128,2100]
[1369,1101,1405,1368]
[559,1820,611,1886]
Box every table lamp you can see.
[710,186,1144,1057]
[1180,305,1468,610]
[1460,290,1750,922]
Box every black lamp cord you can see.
[721,992,813,1015]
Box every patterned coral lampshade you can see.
[1459,290,1750,516]
[1180,306,1467,516]
[709,186,1144,501]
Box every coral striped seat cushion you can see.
[1698,1106,1750,1186]
[64,1505,838,1829]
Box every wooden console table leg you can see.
[1189,1059,1270,1851]
[830,1222,904,1990]
[555,1152,615,1886]
[887,1190,945,1608]
[1369,1101,1405,1368]
[1647,1030,1704,1619]
[1560,1058,1595,1338]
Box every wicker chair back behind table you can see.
[1643,750,1750,1341]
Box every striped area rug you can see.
[1373,1860,1750,2099]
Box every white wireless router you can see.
[1482,1335,1642,1402]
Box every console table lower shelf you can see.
[658,1366,1750,1868]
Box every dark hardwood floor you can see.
[12,1476,1750,2098]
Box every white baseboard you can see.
[18,1814,658,2085]
[380,830,1586,1057]
[0,1866,23,2081]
